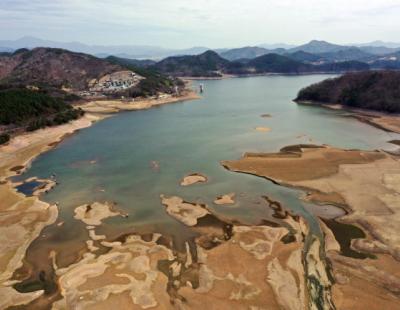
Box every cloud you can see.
[0,0,399,47]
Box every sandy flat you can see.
[255,126,271,132]
[214,193,236,205]
[180,173,208,186]
[74,202,121,226]
[160,195,210,226]
[79,90,199,115]
[52,190,325,309]
[222,144,400,309]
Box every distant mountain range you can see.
[149,50,370,77]
[1,38,400,84]
[354,41,400,48]
[0,36,211,60]
[214,41,400,70]
[259,43,297,49]
[1,37,400,62]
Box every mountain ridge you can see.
[2,37,400,61]
[151,50,371,77]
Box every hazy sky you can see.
[1,0,399,48]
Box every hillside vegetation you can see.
[106,56,183,97]
[152,50,229,77]
[0,88,84,132]
[0,48,184,100]
[152,50,371,77]
[0,48,122,90]
[246,53,312,73]
[295,71,400,113]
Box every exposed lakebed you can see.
[14,75,400,290]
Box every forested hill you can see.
[0,87,85,144]
[0,48,123,90]
[0,48,180,97]
[0,49,182,141]
[151,50,370,77]
[152,50,229,77]
[295,71,400,113]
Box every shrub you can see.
[0,133,10,145]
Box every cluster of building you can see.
[88,70,144,94]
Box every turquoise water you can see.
[20,75,400,248]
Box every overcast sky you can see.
[1,0,399,48]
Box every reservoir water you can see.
[19,75,400,259]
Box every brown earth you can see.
[222,144,400,309]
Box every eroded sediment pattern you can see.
[0,91,201,309]
[223,144,400,309]
[0,117,96,309]
[38,193,327,310]
[74,202,123,226]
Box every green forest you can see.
[296,71,400,113]
[0,88,84,136]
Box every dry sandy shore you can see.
[79,90,200,115]
[0,91,199,309]
[298,101,400,134]
[222,145,400,309]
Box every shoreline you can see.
[0,90,199,309]
[0,87,334,309]
[2,81,399,308]
[78,89,200,115]
[296,100,400,134]
[181,72,340,81]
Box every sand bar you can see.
[180,173,208,186]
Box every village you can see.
[78,70,145,97]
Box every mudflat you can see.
[222,144,400,308]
